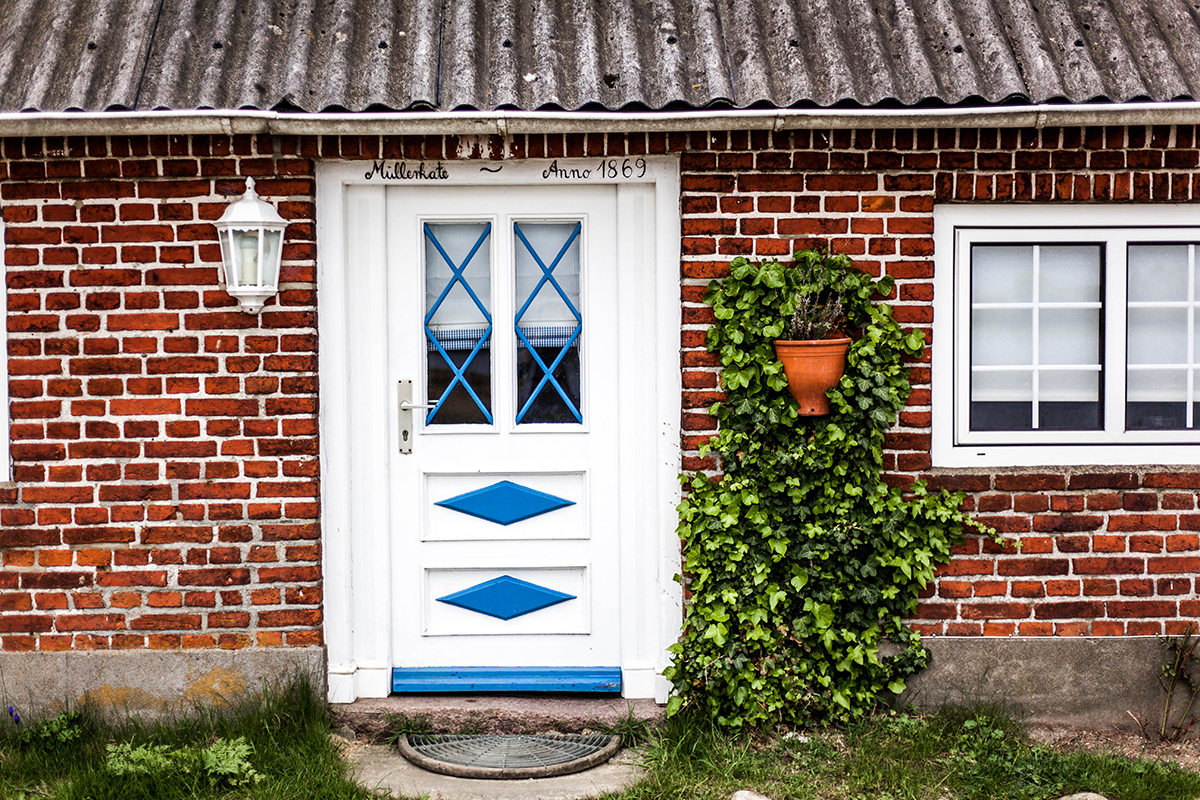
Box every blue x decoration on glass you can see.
[424,222,493,424]
[513,222,583,424]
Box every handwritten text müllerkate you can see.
[364,160,450,181]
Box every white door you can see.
[320,157,682,703]
[388,185,622,690]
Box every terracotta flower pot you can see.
[773,337,852,415]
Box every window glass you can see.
[969,244,1102,433]
[1127,244,1195,431]
[424,222,493,425]
[1040,246,1100,302]
[1129,244,1188,302]
[972,245,1033,303]
[513,222,583,425]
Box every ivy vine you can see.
[665,250,993,729]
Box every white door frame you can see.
[317,156,682,703]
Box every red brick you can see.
[1145,473,1200,489]
[996,559,1070,576]
[995,475,1067,492]
[56,613,125,631]
[1108,600,1177,618]
[1073,557,1144,574]
[1167,534,1200,551]
[1107,514,1177,531]
[1033,600,1103,619]
[1033,515,1103,532]
[178,568,250,586]
[1148,556,1200,574]
[19,572,93,590]
[0,615,54,633]
[129,614,202,630]
[959,602,1030,619]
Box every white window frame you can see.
[933,204,1200,468]
[1,215,8,483]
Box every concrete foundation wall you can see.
[907,636,1172,728]
[0,646,324,718]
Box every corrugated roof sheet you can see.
[1,0,1198,113]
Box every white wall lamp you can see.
[215,177,288,314]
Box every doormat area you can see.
[398,733,621,779]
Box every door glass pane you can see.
[972,245,1032,303]
[514,222,583,424]
[425,222,493,425]
[1129,244,1188,302]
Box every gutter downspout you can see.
[0,102,1196,137]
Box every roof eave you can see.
[0,102,1198,137]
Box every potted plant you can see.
[774,284,851,415]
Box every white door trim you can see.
[317,156,682,702]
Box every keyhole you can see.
[403,430,410,442]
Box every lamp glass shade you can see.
[214,177,287,313]
[260,229,283,287]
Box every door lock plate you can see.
[399,380,415,454]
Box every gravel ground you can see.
[1028,724,1200,771]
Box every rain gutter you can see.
[0,102,1197,137]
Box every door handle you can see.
[398,380,437,454]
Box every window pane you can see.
[1129,244,1189,302]
[1039,370,1101,430]
[972,369,1032,402]
[972,308,1032,366]
[1128,307,1187,365]
[1127,368,1189,430]
[513,222,583,424]
[1040,245,1101,302]
[971,370,1031,431]
[425,222,493,425]
[972,245,1032,303]
[1039,309,1100,366]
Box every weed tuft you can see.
[595,706,654,747]
[0,674,379,800]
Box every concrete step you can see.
[331,695,665,740]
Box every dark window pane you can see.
[1038,401,1101,430]
[970,401,1032,431]
[516,345,581,424]
[428,346,492,425]
[1127,402,1189,430]
[971,401,1102,431]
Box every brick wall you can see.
[1,133,320,652]
[3,126,1198,654]
[676,124,1200,638]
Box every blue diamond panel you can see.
[434,480,574,525]
[436,575,576,620]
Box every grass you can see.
[4,684,1200,800]
[0,675,374,800]
[607,707,1200,800]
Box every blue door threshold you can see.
[392,667,622,693]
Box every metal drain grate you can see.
[398,733,621,779]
